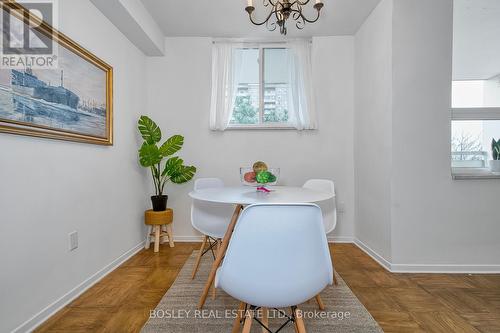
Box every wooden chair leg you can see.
[192,236,208,279]
[198,205,243,309]
[212,240,221,300]
[242,308,253,333]
[166,223,175,247]
[333,270,338,286]
[315,294,325,311]
[231,302,246,333]
[261,307,268,333]
[294,308,306,333]
[154,225,160,252]
[144,225,152,249]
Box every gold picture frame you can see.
[0,1,113,145]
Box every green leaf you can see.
[162,156,183,177]
[170,165,196,184]
[138,116,161,144]
[159,135,184,157]
[138,142,162,167]
[493,138,500,160]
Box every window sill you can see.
[452,168,500,180]
[226,124,297,130]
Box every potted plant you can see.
[138,115,196,211]
[491,138,500,173]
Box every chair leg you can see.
[192,235,208,279]
[242,307,253,333]
[331,245,338,286]
[166,223,175,247]
[212,240,221,300]
[231,302,246,333]
[294,308,306,333]
[261,307,268,333]
[315,294,325,311]
[144,225,152,249]
[154,225,160,252]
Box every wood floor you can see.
[35,243,500,333]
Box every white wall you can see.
[354,0,393,261]
[453,0,500,80]
[0,1,149,332]
[354,0,500,270]
[146,36,355,241]
[391,0,500,268]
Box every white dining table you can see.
[189,185,335,308]
[188,185,335,205]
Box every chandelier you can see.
[245,0,324,35]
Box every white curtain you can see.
[287,40,317,130]
[209,43,242,131]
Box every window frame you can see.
[227,42,295,130]
[451,106,500,177]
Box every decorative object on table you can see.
[490,138,500,173]
[240,161,279,191]
[138,115,196,211]
[0,2,113,145]
[245,0,324,35]
[144,209,174,252]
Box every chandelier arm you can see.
[291,8,321,23]
[295,14,306,29]
[248,8,277,26]
[266,17,278,31]
[288,1,299,10]
[292,10,301,20]
[266,0,278,7]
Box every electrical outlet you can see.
[69,231,78,251]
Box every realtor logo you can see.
[1,1,58,69]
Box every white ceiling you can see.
[453,0,500,80]
[141,0,382,37]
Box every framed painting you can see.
[0,2,113,145]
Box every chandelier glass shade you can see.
[245,0,324,35]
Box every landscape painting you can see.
[0,3,113,145]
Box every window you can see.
[451,0,500,172]
[210,40,316,131]
[229,46,291,128]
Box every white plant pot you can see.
[490,160,500,173]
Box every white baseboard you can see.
[173,235,205,242]
[175,235,500,273]
[390,263,500,274]
[12,241,145,333]
[327,236,355,243]
[353,238,392,271]
[352,238,500,274]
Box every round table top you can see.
[188,186,334,205]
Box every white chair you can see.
[216,204,333,333]
[303,179,336,234]
[303,179,338,286]
[190,178,234,279]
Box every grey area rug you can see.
[142,251,383,333]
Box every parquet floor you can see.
[35,243,500,333]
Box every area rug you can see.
[142,251,383,333]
